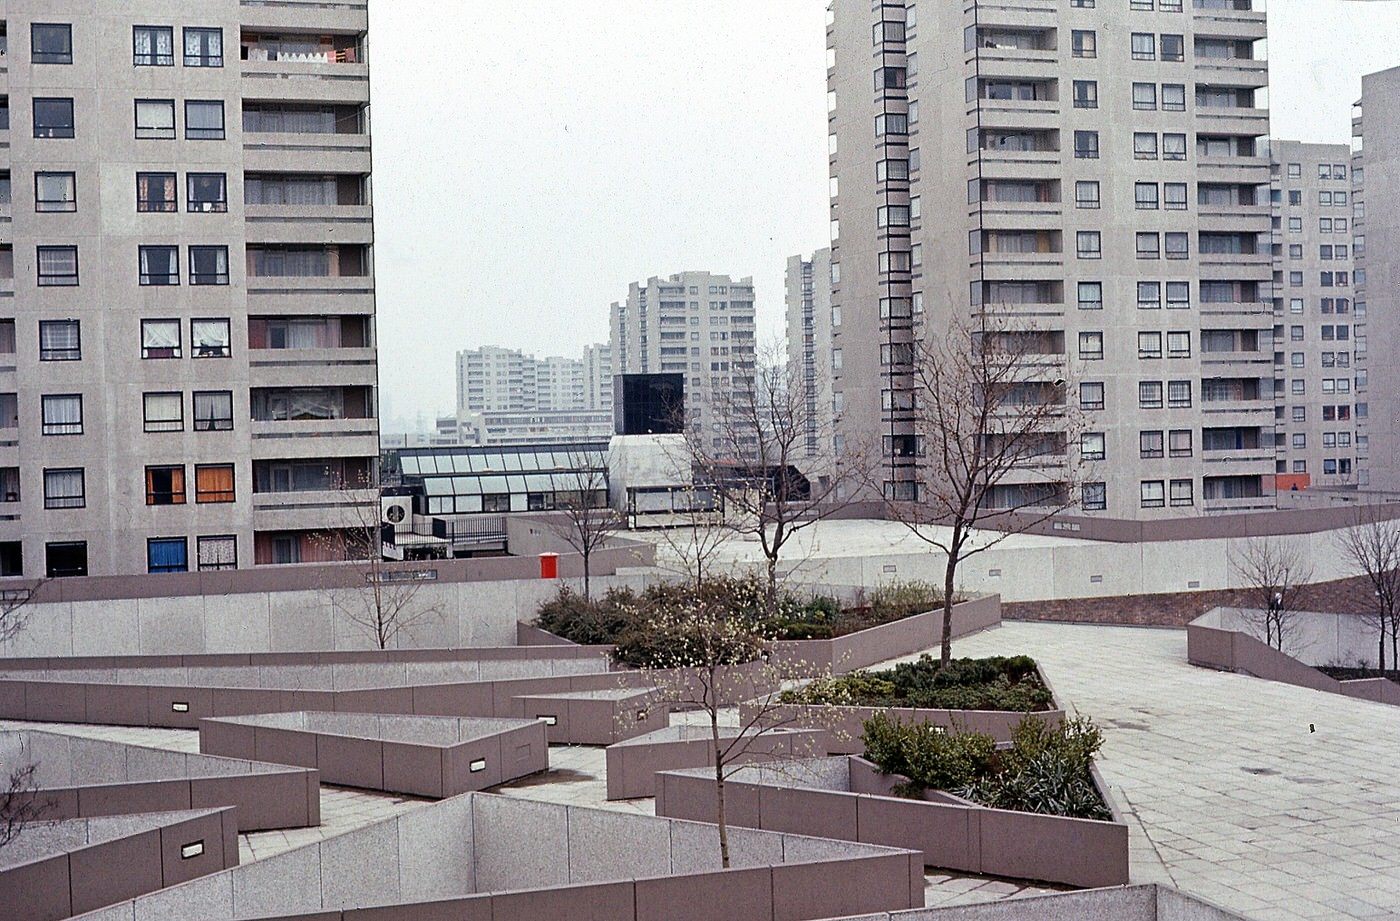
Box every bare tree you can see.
[0,744,54,851]
[614,598,838,868]
[547,445,623,601]
[320,478,445,650]
[0,581,46,651]
[650,483,735,585]
[685,343,870,612]
[1228,536,1315,652]
[887,310,1085,666]
[1336,507,1400,672]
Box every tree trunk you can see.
[941,556,957,668]
[1379,628,1387,674]
[582,551,591,603]
[765,554,779,619]
[710,708,730,868]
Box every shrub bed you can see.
[862,712,1111,820]
[533,576,951,656]
[781,654,1054,713]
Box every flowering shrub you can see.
[780,654,1053,712]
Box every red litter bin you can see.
[539,553,559,580]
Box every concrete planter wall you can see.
[1188,610,1400,706]
[818,883,1250,920]
[199,712,548,797]
[2,730,319,831]
[514,688,671,745]
[770,595,1002,674]
[741,701,1064,753]
[0,808,237,921]
[654,757,1128,889]
[605,726,829,800]
[71,792,925,921]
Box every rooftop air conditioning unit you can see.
[381,497,412,526]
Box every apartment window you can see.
[1292,406,1306,422]
[1166,282,1190,310]
[185,100,225,140]
[1132,134,1159,162]
[877,205,909,227]
[191,319,231,358]
[1081,432,1106,461]
[1078,332,1104,361]
[1289,190,1302,206]
[1293,380,1306,395]
[1135,183,1159,210]
[137,172,177,212]
[1136,233,1160,260]
[875,113,907,136]
[1073,131,1099,159]
[1138,282,1162,310]
[133,26,175,66]
[141,320,181,359]
[1169,430,1193,458]
[41,394,82,435]
[1167,331,1190,358]
[1169,479,1194,507]
[143,392,184,432]
[193,391,234,431]
[1287,162,1301,178]
[1141,481,1165,508]
[1076,231,1102,259]
[187,173,227,212]
[1131,34,1155,61]
[1167,380,1192,408]
[1291,244,1305,260]
[1132,83,1156,110]
[1165,232,1189,259]
[43,468,85,509]
[1164,183,1187,210]
[1140,431,1165,459]
[183,27,224,67]
[139,246,179,285]
[1083,482,1106,511]
[1290,325,1304,341]
[1161,84,1186,111]
[32,24,74,64]
[1073,81,1098,109]
[1139,332,1163,359]
[1140,381,1163,409]
[1293,433,1308,449]
[1290,298,1304,314]
[1071,0,1095,6]
[197,535,237,570]
[37,246,78,286]
[1160,34,1184,61]
[1078,282,1103,311]
[1072,30,1096,58]
[1080,382,1105,411]
[46,541,88,578]
[877,158,909,182]
[134,99,175,139]
[195,464,236,503]
[1319,191,1333,207]
[33,98,75,138]
[147,538,188,574]
[1289,271,1303,287]
[1162,133,1187,161]
[145,465,186,505]
[39,320,81,361]
[189,246,230,286]
[1066,181,1099,211]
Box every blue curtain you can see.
[148,539,188,573]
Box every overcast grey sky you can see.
[369,1,1400,431]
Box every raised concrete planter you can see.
[1,729,319,831]
[655,756,1129,889]
[71,792,925,921]
[1188,608,1400,706]
[812,883,1250,920]
[198,712,548,797]
[514,688,671,744]
[0,808,237,921]
[605,725,829,800]
[742,700,1064,753]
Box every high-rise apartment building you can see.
[1269,141,1364,491]
[785,249,835,463]
[1353,65,1398,492]
[609,272,757,445]
[582,343,614,413]
[828,0,1275,517]
[452,344,612,447]
[2,4,379,578]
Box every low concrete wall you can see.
[743,701,1063,753]
[0,808,238,921]
[199,712,548,797]
[825,883,1250,920]
[516,622,587,647]
[655,757,1128,889]
[606,726,829,800]
[770,595,1002,674]
[71,793,924,921]
[2,730,319,831]
[1188,610,1400,706]
[515,688,671,745]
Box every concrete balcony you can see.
[972,252,1064,270]
[972,150,1063,172]
[240,61,369,104]
[246,274,373,297]
[1202,448,1274,465]
[1194,108,1269,136]
[1198,203,1271,229]
[968,1,1057,26]
[978,205,1063,227]
[239,3,367,34]
[251,488,368,531]
[1200,400,1274,418]
[1191,7,1267,39]
[1201,354,1271,372]
[249,352,377,388]
[1202,495,1276,514]
[1193,60,1268,85]
[1200,301,1272,318]
[975,98,1061,122]
[245,204,374,246]
[251,418,378,447]
[242,133,371,174]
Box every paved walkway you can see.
[951,622,1400,921]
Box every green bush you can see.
[868,580,946,620]
[861,713,1111,820]
[781,654,1053,712]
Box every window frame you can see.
[141,319,182,359]
[145,465,187,505]
[40,393,83,436]
[189,245,231,286]
[34,172,76,213]
[136,172,177,213]
[133,25,175,67]
[1080,382,1105,411]
[184,100,226,140]
[147,537,189,574]
[33,97,76,139]
[186,173,228,212]
[190,318,231,359]
[197,535,238,570]
[37,246,79,286]
[192,390,234,432]
[183,27,225,67]
[38,319,81,361]
[31,23,74,65]
[43,467,85,510]
[194,464,237,503]
[139,245,180,286]
[142,391,185,432]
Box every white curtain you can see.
[39,321,79,353]
[141,247,177,282]
[42,395,81,427]
[192,321,230,355]
[142,321,180,350]
[144,393,183,428]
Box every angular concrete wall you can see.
[820,883,1250,920]
[606,726,829,800]
[743,701,1064,753]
